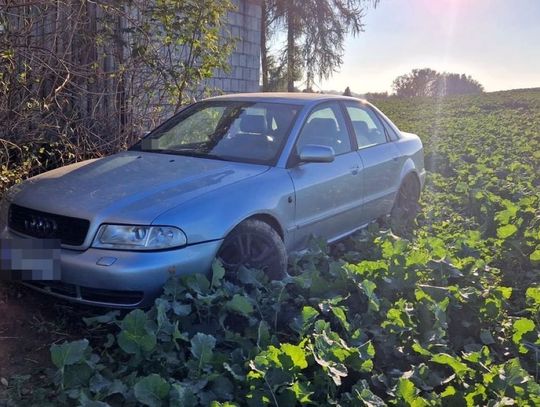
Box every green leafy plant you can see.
[3,89,540,405]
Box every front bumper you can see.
[1,228,222,308]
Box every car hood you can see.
[8,151,269,225]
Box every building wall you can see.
[208,0,262,93]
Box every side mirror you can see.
[298,144,335,163]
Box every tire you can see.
[390,175,421,234]
[217,219,287,280]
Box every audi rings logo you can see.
[23,215,58,238]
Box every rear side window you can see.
[373,107,402,141]
[344,102,387,148]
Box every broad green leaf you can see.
[88,373,111,395]
[291,306,319,334]
[480,330,496,345]
[331,306,350,330]
[530,248,540,262]
[512,318,535,353]
[211,259,226,288]
[134,374,171,407]
[170,383,197,407]
[51,339,89,370]
[281,343,308,369]
[360,279,380,312]
[412,341,432,356]
[396,378,428,406]
[497,224,517,239]
[172,302,192,317]
[347,260,388,277]
[497,286,512,300]
[106,380,128,398]
[431,353,470,376]
[406,249,430,266]
[290,381,313,403]
[526,286,540,305]
[184,273,210,294]
[117,309,156,355]
[78,392,110,407]
[351,380,386,406]
[495,203,518,224]
[502,358,530,386]
[163,277,186,298]
[441,385,456,397]
[64,363,93,389]
[191,333,216,366]
[238,266,267,286]
[346,342,375,373]
[226,294,254,316]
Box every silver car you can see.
[0,93,425,307]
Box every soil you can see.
[0,283,107,401]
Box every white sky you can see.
[315,0,540,94]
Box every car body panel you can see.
[356,143,402,223]
[0,93,425,308]
[1,228,222,308]
[152,167,296,248]
[287,152,364,250]
[6,151,269,249]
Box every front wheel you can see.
[217,219,287,280]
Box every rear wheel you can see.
[390,175,421,234]
[217,219,287,280]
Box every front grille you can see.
[8,204,90,246]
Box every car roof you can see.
[205,92,369,106]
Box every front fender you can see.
[151,168,295,247]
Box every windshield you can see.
[133,101,301,165]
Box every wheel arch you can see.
[398,158,422,190]
[401,170,421,190]
[243,213,285,241]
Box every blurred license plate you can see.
[0,238,61,281]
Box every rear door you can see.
[343,101,401,223]
[287,102,364,249]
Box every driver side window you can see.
[296,103,352,156]
[345,103,387,148]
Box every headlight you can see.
[92,225,187,250]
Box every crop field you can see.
[0,89,539,406]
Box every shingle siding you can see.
[212,0,261,94]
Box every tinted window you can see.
[296,103,352,155]
[136,101,301,165]
[344,103,387,148]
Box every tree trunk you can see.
[261,1,269,91]
[286,4,295,92]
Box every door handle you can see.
[350,165,360,175]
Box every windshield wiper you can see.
[142,149,233,162]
